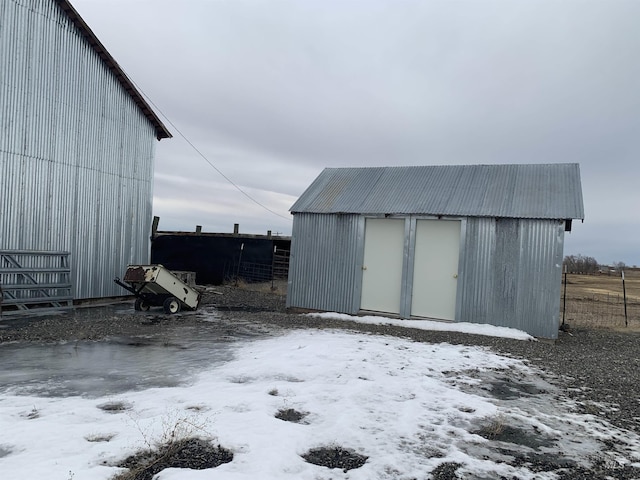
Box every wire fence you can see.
[224,249,290,285]
[560,273,640,329]
[216,261,639,330]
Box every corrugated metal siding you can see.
[1,0,157,299]
[515,220,564,337]
[290,213,565,338]
[290,164,584,220]
[287,213,362,313]
[456,217,496,325]
[458,218,564,338]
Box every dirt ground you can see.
[3,283,639,433]
[563,270,640,301]
[2,283,640,478]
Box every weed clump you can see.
[113,438,232,480]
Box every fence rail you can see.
[0,250,73,313]
[225,249,290,285]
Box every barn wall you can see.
[0,0,156,299]
[287,213,363,313]
[458,217,565,338]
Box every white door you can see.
[411,219,461,320]
[360,218,405,314]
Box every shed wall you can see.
[287,213,363,313]
[458,217,565,338]
[289,214,566,338]
[1,0,156,299]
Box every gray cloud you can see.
[74,0,640,265]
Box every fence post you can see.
[622,270,628,327]
[235,243,244,287]
[562,265,567,327]
[271,246,277,290]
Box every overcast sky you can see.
[72,0,640,266]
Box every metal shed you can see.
[0,0,171,308]
[286,164,584,339]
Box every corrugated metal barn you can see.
[0,0,171,307]
[287,164,584,339]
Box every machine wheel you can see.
[163,297,181,314]
[134,297,150,311]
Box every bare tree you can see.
[613,261,626,273]
[563,254,599,274]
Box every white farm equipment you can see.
[114,265,201,314]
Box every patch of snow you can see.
[0,330,638,479]
[306,311,535,340]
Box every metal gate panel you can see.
[0,250,73,312]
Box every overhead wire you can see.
[129,77,292,222]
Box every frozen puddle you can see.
[1,330,639,479]
[0,322,256,398]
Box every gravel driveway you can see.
[2,285,639,443]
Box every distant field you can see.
[561,270,640,330]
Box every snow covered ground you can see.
[1,329,639,479]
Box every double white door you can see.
[360,218,460,320]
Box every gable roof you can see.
[291,163,584,220]
[56,0,171,140]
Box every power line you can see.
[129,78,292,222]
